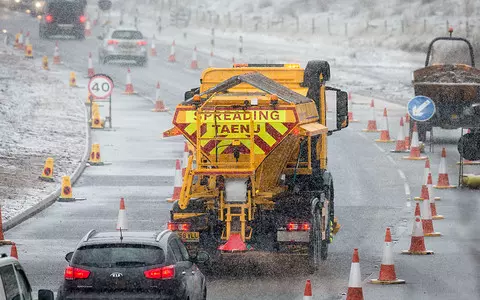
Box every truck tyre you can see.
[308,194,328,273]
[304,60,330,87]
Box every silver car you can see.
[98,27,148,66]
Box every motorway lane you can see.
[1,8,479,300]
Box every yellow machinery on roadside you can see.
[164,61,348,271]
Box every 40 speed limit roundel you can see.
[88,74,114,99]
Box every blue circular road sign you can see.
[407,96,436,122]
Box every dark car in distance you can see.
[57,230,208,300]
[39,0,87,39]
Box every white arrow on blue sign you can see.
[407,96,436,122]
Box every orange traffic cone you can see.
[190,46,199,69]
[17,31,24,50]
[10,243,18,259]
[427,173,444,220]
[434,148,455,189]
[58,176,74,202]
[404,114,411,150]
[53,42,61,65]
[85,20,92,37]
[208,49,214,67]
[181,142,190,177]
[87,52,95,78]
[39,157,55,182]
[150,40,157,56]
[116,197,128,230]
[375,107,394,142]
[0,205,12,245]
[403,123,427,160]
[370,228,405,284]
[152,82,168,112]
[420,188,441,237]
[303,280,312,300]
[348,93,358,122]
[168,40,176,62]
[402,203,434,255]
[167,159,182,202]
[123,68,136,94]
[391,117,407,152]
[346,248,364,300]
[88,143,104,166]
[362,99,378,132]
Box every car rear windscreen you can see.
[47,2,84,14]
[112,31,143,40]
[72,244,165,268]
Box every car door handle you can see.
[181,271,186,275]
[191,271,195,275]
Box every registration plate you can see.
[58,24,74,28]
[178,232,199,242]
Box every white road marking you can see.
[404,182,411,202]
[397,169,406,180]
[374,144,386,153]
[358,132,370,140]
[387,155,397,165]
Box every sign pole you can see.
[109,94,112,129]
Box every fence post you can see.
[211,28,215,47]
[401,20,404,33]
[466,20,470,37]
[238,36,243,55]
[227,12,231,27]
[365,21,369,32]
[446,20,449,32]
[344,22,348,36]
[312,18,315,34]
[239,14,243,29]
[384,20,387,33]
[327,18,331,35]
[423,19,426,33]
[281,16,284,29]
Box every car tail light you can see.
[286,222,310,231]
[45,14,53,23]
[79,15,86,23]
[137,40,147,46]
[167,222,190,231]
[107,40,118,45]
[64,266,90,280]
[144,265,175,280]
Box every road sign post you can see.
[88,74,114,129]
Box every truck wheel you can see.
[308,195,328,273]
[304,60,331,85]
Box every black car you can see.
[57,230,208,300]
[39,0,87,39]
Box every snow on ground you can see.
[0,43,86,221]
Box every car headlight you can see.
[35,2,42,7]
[15,0,20,3]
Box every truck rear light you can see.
[137,40,147,46]
[45,14,53,23]
[79,15,86,23]
[144,265,175,280]
[286,222,310,231]
[64,266,90,280]
[107,40,118,45]
[167,222,190,231]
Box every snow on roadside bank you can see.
[0,43,86,222]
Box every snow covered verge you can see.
[0,43,87,223]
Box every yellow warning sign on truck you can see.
[173,107,298,155]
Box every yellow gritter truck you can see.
[163,61,348,272]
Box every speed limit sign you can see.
[88,74,114,99]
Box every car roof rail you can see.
[83,229,97,242]
[155,230,171,242]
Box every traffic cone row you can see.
[391,117,407,152]
[85,20,92,37]
[402,203,434,255]
[434,148,455,189]
[150,39,157,57]
[347,92,358,122]
[42,56,50,70]
[69,72,78,87]
[181,142,190,177]
[39,157,55,182]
